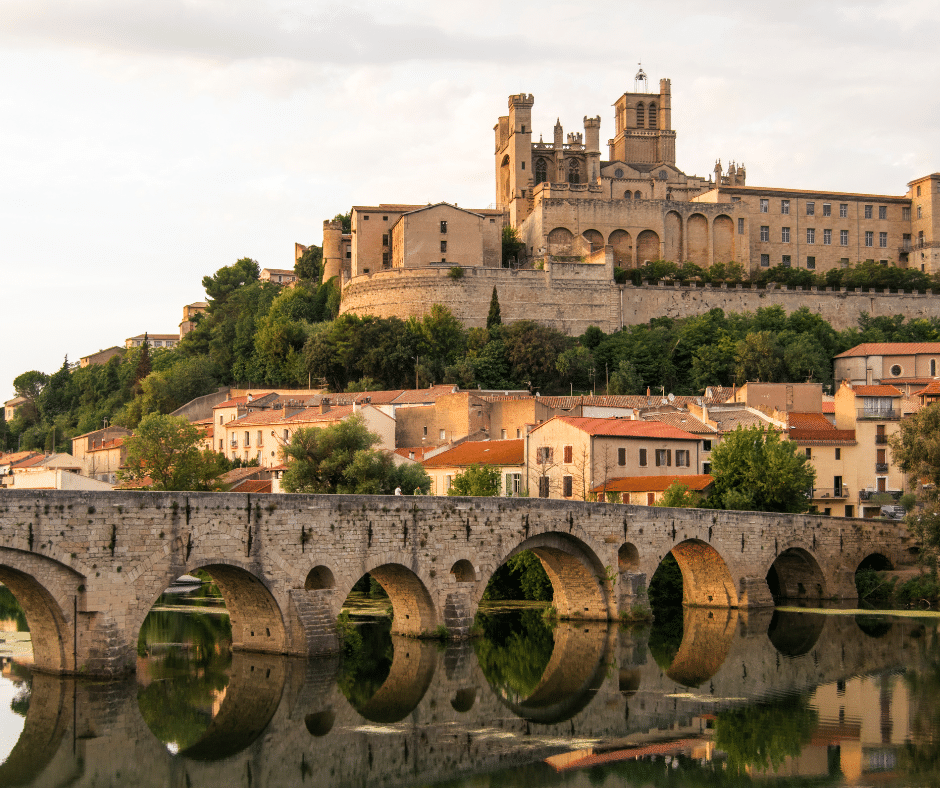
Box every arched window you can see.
[648,102,657,129]
[636,103,645,128]
[634,190,642,200]
[568,159,580,185]
[931,359,937,376]
[535,158,548,185]
[624,191,632,199]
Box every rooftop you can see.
[590,474,713,494]
[550,416,699,441]
[423,439,524,469]
[835,343,940,358]
[852,385,903,397]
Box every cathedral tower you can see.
[608,74,676,167]
[494,93,535,225]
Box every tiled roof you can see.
[552,416,700,441]
[640,412,716,435]
[705,408,774,432]
[913,381,940,397]
[822,402,835,413]
[213,396,248,409]
[311,390,405,406]
[395,447,433,461]
[702,387,734,405]
[12,454,48,469]
[286,405,354,423]
[0,451,42,466]
[220,467,264,486]
[423,439,524,468]
[836,343,940,358]
[390,385,458,405]
[536,394,699,411]
[230,479,272,493]
[852,385,902,397]
[787,412,834,430]
[88,437,125,452]
[788,429,856,445]
[229,410,296,427]
[590,474,714,494]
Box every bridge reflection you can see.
[0,609,930,787]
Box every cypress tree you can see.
[487,287,502,330]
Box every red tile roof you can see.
[220,467,264,485]
[788,429,856,445]
[229,410,297,427]
[590,474,713,494]
[0,451,42,466]
[822,402,835,413]
[286,405,355,423]
[536,394,700,411]
[787,412,834,430]
[229,479,272,493]
[551,416,700,441]
[852,385,902,397]
[12,454,48,469]
[422,439,524,468]
[836,343,940,358]
[913,381,940,397]
[640,412,716,435]
[395,447,433,461]
[390,385,458,405]
[88,437,125,452]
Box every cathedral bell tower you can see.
[494,93,535,225]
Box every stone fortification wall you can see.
[340,266,940,335]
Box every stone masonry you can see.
[0,490,916,676]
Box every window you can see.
[244,431,250,447]
[382,233,389,245]
[781,227,790,243]
[563,476,573,497]
[782,255,791,267]
[618,447,627,466]
[879,205,887,220]
[537,446,553,463]
[845,505,854,517]
[760,254,770,267]
[732,196,741,202]
[655,449,671,467]
[806,228,815,244]
[917,185,922,197]
[840,229,849,246]
[781,199,790,214]
[864,205,873,219]
[760,225,769,242]
[634,190,642,199]
[636,103,645,127]
[823,203,832,217]
[363,215,370,220]
[759,198,769,213]
[219,439,224,450]
[504,473,521,496]
[675,450,690,467]
[879,231,888,248]
[256,430,263,447]
[568,159,580,184]
[440,241,447,253]
[219,415,223,425]
[563,445,573,464]
[649,103,658,128]
[807,256,816,269]
[382,215,388,220]
[702,461,711,474]
[638,448,647,467]
[535,158,547,185]
[932,359,937,376]
[538,476,550,498]
[865,231,874,247]
[382,252,389,265]
[806,201,815,216]
[439,429,446,440]
[500,429,507,439]
[702,440,712,451]
[423,426,428,437]
[823,229,832,245]
[890,364,902,376]
[835,448,841,460]
[737,218,745,234]
[900,206,911,222]
[440,220,447,233]
[521,161,525,169]
[805,448,811,458]
[647,492,655,506]
[284,429,289,442]
[918,205,923,219]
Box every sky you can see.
[3,0,939,401]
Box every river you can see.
[0,585,938,787]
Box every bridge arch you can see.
[668,539,738,608]
[492,531,613,620]
[0,549,85,674]
[766,546,828,600]
[857,552,893,572]
[133,559,289,657]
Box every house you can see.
[639,409,717,473]
[260,268,298,286]
[5,453,112,491]
[421,439,524,496]
[125,334,180,350]
[786,412,859,517]
[589,473,713,505]
[78,347,125,368]
[71,426,132,483]
[3,397,27,422]
[179,302,208,337]
[834,343,940,387]
[525,416,702,500]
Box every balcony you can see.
[857,408,900,421]
[814,487,849,499]
[875,463,889,473]
[875,435,888,444]
[859,489,902,502]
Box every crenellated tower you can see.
[494,93,535,224]
[321,219,344,282]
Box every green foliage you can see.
[447,266,464,279]
[482,550,553,602]
[447,463,502,497]
[708,425,816,513]
[294,244,322,283]
[654,480,703,508]
[607,358,644,395]
[332,211,351,233]
[119,413,228,491]
[501,226,525,266]
[473,609,554,701]
[556,345,594,389]
[713,696,819,774]
[501,320,570,391]
[486,286,502,329]
[855,568,897,603]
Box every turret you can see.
[583,115,601,153]
[554,118,563,149]
[659,78,672,131]
[322,219,344,282]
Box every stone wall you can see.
[340,266,940,335]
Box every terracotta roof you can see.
[836,343,940,358]
[12,454,48,469]
[640,411,716,435]
[220,467,264,485]
[536,394,698,411]
[87,437,125,452]
[422,439,524,469]
[229,410,296,427]
[550,416,700,441]
[0,451,42,466]
[212,393,276,410]
[789,429,856,445]
[852,385,902,397]
[705,407,774,432]
[913,381,940,397]
[395,447,433,461]
[822,402,835,413]
[286,405,355,423]
[787,412,834,430]
[702,387,735,405]
[590,474,713,494]
[229,479,272,493]
[390,385,458,405]
[311,390,405,406]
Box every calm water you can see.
[1,590,939,787]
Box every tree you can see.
[448,464,502,496]
[119,414,227,491]
[608,359,644,395]
[501,226,524,266]
[12,370,48,423]
[654,480,704,508]
[708,425,815,513]
[295,245,323,283]
[134,334,152,392]
[486,287,502,330]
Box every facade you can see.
[260,268,298,286]
[3,397,26,422]
[834,342,940,387]
[421,439,524,496]
[78,347,124,368]
[179,302,208,337]
[71,426,132,483]
[589,473,713,505]
[125,334,179,350]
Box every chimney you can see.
[320,397,331,414]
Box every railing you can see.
[875,463,889,473]
[814,487,849,499]
[229,441,238,448]
[875,435,888,444]
[857,408,900,420]
[899,240,940,254]
[859,489,902,502]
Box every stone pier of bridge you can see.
[0,490,916,676]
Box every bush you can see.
[855,568,896,603]
[447,266,464,279]
[895,573,940,606]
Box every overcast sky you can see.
[3,0,938,401]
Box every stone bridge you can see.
[0,490,916,676]
[0,610,929,788]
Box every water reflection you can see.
[0,600,938,787]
